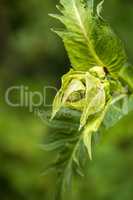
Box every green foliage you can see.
[43,94,133,199]
[50,0,127,75]
[103,94,133,129]
[41,0,133,199]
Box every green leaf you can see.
[119,64,133,91]
[103,94,133,129]
[50,0,127,74]
[41,108,91,198]
[82,104,108,159]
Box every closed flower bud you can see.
[51,68,109,130]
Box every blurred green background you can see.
[0,0,133,199]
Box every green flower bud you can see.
[51,69,108,130]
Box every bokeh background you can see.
[0,0,133,199]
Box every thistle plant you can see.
[42,0,133,199]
